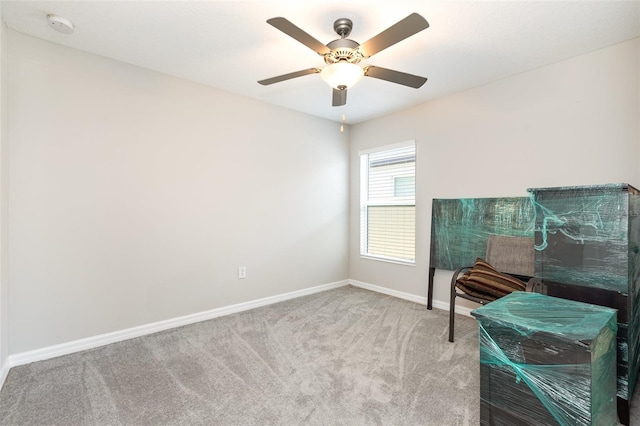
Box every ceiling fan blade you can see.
[364,66,427,88]
[258,68,320,85]
[332,88,347,107]
[359,13,429,57]
[267,17,330,56]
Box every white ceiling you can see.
[1,1,639,124]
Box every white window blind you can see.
[360,142,415,264]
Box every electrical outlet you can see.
[238,266,247,279]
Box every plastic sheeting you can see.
[472,292,618,426]
[528,183,640,401]
[430,197,534,271]
[528,183,635,294]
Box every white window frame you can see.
[359,140,416,265]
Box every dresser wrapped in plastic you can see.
[471,292,618,425]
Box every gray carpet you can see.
[0,286,481,425]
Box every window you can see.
[394,176,414,197]
[360,141,415,264]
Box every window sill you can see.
[360,255,415,267]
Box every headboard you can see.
[427,196,535,308]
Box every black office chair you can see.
[449,235,536,342]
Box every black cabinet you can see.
[528,183,640,424]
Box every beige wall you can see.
[0,17,7,370]
[4,29,639,355]
[7,31,350,353]
[349,38,640,309]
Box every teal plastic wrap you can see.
[528,183,640,402]
[622,188,640,401]
[472,292,618,425]
[430,197,534,270]
[528,183,633,293]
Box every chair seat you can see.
[455,291,493,306]
[448,235,534,342]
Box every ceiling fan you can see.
[258,13,429,107]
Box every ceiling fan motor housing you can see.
[324,38,362,64]
[333,18,353,37]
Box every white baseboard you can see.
[447,303,474,317]
[430,298,474,317]
[7,279,474,369]
[348,279,427,305]
[348,279,474,317]
[9,280,349,368]
[0,358,9,391]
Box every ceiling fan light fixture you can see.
[320,62,364,90]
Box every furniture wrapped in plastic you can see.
[528,183,640,424]
[472,292,618,426]
[430,197,534,271]
[428,196,535,309]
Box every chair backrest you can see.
[485,235,535,277]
